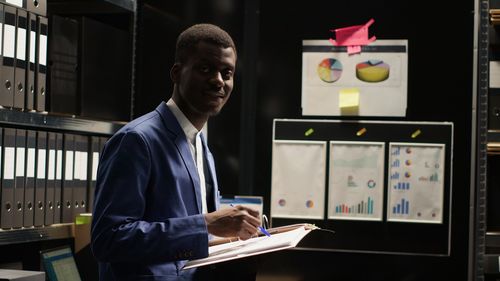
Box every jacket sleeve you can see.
[90,130,209,263]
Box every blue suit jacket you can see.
[91,102,220,280]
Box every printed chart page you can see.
[387,143,445,223]
[328,141,385,221]
[271,140,326,219]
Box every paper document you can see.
[302,40,408,117]
[183,225,314,269]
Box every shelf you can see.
[0,109,125,136]
[48,0,136,15]
[103,0,135,12]
[0,224,73,246]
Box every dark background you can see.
[132,0,474,280]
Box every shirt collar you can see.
[166,99,200,145]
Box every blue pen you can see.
[259,226,272,237]
[230,204,271,237]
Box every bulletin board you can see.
[270,119,453,256]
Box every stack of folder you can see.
[0,0,47,112]
[491,9,500,25]
[0,126,108,230]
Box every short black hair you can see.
[175,23,236,63]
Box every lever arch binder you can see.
[34,130,46,226]
[35,15,47,112]
[45,131,56,225]
[54,132,63,224]
[13,128,26,228]
[23,129,35,227]
[26,12,36,110]
[0,5,16,108]
[13,8,27,109]
[61,133,74,223]
[88,136,100,211]
[0,128,13,229]
[73,135,88,216]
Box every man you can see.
[91,23,261,280]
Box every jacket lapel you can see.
[155,102,203,214]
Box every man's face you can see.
[172,41,236,120]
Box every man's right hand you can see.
[204,205,261,240]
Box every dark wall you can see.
[135,0,245,195]
[253,0,474,280]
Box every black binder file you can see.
[62,133,74,223]
[48,15,78,116]
[14,8,27,109]
[53,132,63,224]
[88,136,100,211]
[34,131,47,226]
[45,132,55,225]
[73,135,88,215]
[23,130,36,227]
[0,5,16,108]
[13,129,26,228]
[0,128,13,229]
[35,15,47,112]
[25,12,36,110]
[27,0,46,16]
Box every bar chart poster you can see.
[328,141,385,221]
[387,143,445,223]
[271,140,326,219]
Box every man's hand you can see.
[204,205,261,240]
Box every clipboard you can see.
[184,224,320,270]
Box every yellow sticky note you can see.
[339,88,359,115]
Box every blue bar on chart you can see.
[392,159,400,167]
[392,198,410,214]
[335,197,374,215]
[393,182,410,190]
[391,147,400,155]
[390,172,400,180]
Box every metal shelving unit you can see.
[0,224,73,245]
[0,0,136,247]
[47,0,135,14]
[0,109,125,136]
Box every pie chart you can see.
[317,58,343,83]
[356,60,390,82]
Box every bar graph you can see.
[429,172,438,182]
[392,198,410,215]
[393,182,410,190]
[335,197,374,215]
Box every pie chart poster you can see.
[301,40,408,117]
